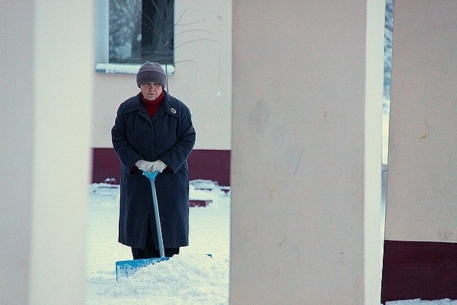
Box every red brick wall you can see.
[91,148,230,186]
[381,240,457,303]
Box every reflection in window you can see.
[109,0,174,65]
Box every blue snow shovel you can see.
[115,171,170,281]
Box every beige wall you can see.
[230,0,385,303]
[92,0,232,150]
[0,1,93,304]
[385,0,457,242]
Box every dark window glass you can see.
[109,0,174,65]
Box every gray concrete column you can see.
[386,0,457,243]
[230,0,385,303]
[0,1,93,304]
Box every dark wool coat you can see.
[111,91,196,249]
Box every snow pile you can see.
[106,254,228,304]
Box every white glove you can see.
[135,160,153,171]
[150,160,167,173]
[135,159,167,173]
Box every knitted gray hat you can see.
[136,61,167,88]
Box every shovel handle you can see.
[142,171,165,258]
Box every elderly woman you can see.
[111,61,196,259]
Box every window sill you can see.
[95,63,175,75]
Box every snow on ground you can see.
[85,181,454,305]
[85,181,230,304]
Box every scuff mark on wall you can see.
[419,121,430,139]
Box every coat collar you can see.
[124,91,179,118]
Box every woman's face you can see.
[140,82,163,101]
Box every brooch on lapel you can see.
[170,108,177,114]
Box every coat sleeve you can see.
[159,103,196,173]
[111,102,143,174]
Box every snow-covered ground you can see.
[85,181,454,305]
[85,181,230,304]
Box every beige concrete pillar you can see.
[0,1,93,304]
[385,0,457,243]
[230,0,385,303]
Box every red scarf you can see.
[141,91,165,117]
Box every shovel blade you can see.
[115,257,170,281]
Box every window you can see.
[95,0,175,74]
